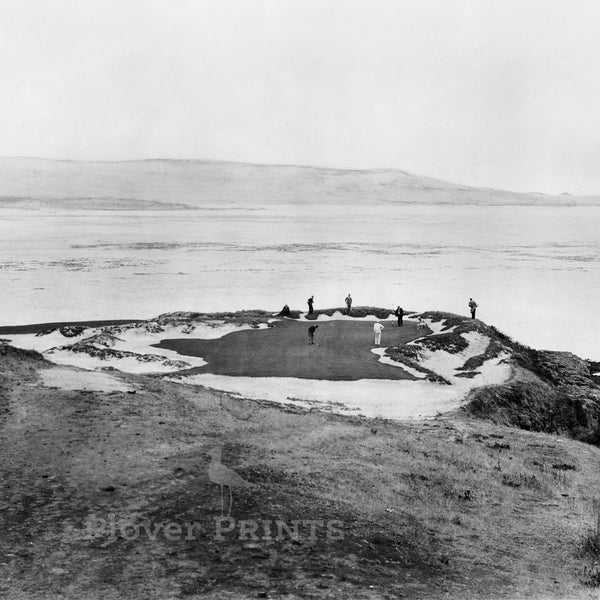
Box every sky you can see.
[1,0,600,194]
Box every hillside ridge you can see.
[0,157,597,206]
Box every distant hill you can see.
[0,157,598,208]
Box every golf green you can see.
[153,319,426,380]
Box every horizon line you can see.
[0,155,587,198]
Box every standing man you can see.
[373,322,384,346]
[307,295,314,315]
[345,293,352,315]
[395,306,404,327]
[468,297,478,319]
[308,324,318,345]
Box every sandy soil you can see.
[38,368,135,393]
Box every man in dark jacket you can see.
[468,298,478,319]
[307,296,314,315]
[308,324,318,345]
[395,306,404,327]
[345,294,352,315]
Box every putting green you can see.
[153,319,425,380]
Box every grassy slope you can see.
[155,319,422,380]
[1,345,600,599]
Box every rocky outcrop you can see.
[154,311,274,327]
[387,311,600,445]
[33,326,88,338]
[465,335,600,445]
[76,332,124,348]
[59,325,86,337]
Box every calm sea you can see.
[1,204,598,359]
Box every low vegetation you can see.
[302,306,396,320]
[155,310,277,327]
[580,500,600,588]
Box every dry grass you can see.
[2,348,600,598]
[579,500,600,587]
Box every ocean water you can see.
[0,204,598,359]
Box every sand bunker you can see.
[171,374,462,418]
[7,320,271,374]
[39,368,134,393]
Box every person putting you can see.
[373,322,384,346]
[468,297,478,319]
[395,306,404,327]
[308,324,318,345]
[307,295,314,315]
[345,293,352,315]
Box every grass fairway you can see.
[154,318,425,380]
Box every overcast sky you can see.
[1,0,600,194]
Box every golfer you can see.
[373,322,384,346]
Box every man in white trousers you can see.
[373,322,384,346]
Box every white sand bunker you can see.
[7,319,273,374]
[373,325,513,393]
[39,368,134,393]
[169,374,469,419]
[298,311,398,322]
